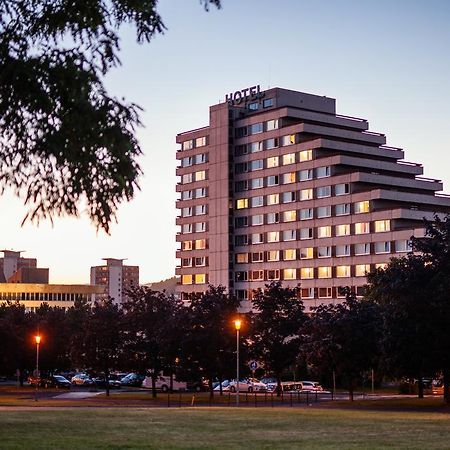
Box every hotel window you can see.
[265,119,279,131]
[251,270,264,281]
[336,203,350,216]
[335,224,350,237]
[248,102,259,111]
[317,206,331,218]
[281,172,296,184]
[395,239,411,253]
[195,222,206,233]
[283,210,297,222]
[267,269,280,281]
[249,159,263,171]
[235,145,247,156]
[195,204,207,215]
[249,123,263,135]
[251,214,264,226]
[195,239,206,249]
[375,220,391,232]
[182,241,193,251]
[182,140,194,151]
[282,191,296,203]
[182,156,193,167]
[182,207,192,217]
[302,288,315,299]
[182,173,193,184]
[300,247,313,259]
[283,249,296,260]
[355,222,370,234]
[235,271,248,281]
[282,135,296,147]
[283,229,297,241]
[182,258,192,267]
[282,153,296,165]
[317,226,331,238]
[195,187,207,198]
[355,243,371,255]
[283,268,297,280]
[266,156,279,168]
[265,138,279,150]
[300,188,313,201]
[236,198,248,209]
[299,149,313,162]
[250,178,264,189]
[318,266,332,278]
[316,166,331,178]
[248,141,263,153]
[182,224,192,233]
[251,196,264,207]
[316,186,331,198]
[235,180,247,192]
[300,208,313,220]
[375,241,391,254]
[354,201,370,214]
[181,190,192,200]
[376,263,388,270]
[235,235,248,246]
[251,233,264,244]
[235,162,248,174]
[267,193,279,205]
[195,136,207,148]
[336,245,351,257]
[267,250,280,262]
[263,98,274,108]
[252,252,264,262]
[300,228,313,240]
[195,170,206,181]
[319,287,333,299]
[195,153,207,164]
[335,183,350,196]
[267,231,280,243]
[236,253,248,263]
[182,274,193,285]
[267,175,279,186]
[355,264,371,277]
[318,246,332,258]
[301,267,314,279]
[299,169,313,181]
[235,217,247,228]
[266,212,280,224]
[195,274,206,284]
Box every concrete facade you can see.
[175,87,450,312]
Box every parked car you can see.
[142,373,187,392]
[92,375,121,389]
[300,381,324,392]
[186,378,209,392]
[120,373,145,387]
[71,373,94,386]
[264,380,303,393]
[214,378,267,393]
[28,374,71,388]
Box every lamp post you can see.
[234,319,241,407]
[34,335,41,402]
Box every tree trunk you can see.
[152,374,157,399]
[348,378,354,402]
[276,376,282,398]
[443,370,450,405]
[208,376,214,400]
[417,375,424,399]
[105,368,110,397]
[219,374,223,396]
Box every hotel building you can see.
[175,87,450,311]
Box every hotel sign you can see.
[225,85,265,105]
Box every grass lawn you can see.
[1,407,450,449]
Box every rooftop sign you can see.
[225,85,265,105]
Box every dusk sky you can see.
[1,0,450,284]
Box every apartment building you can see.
[90,258,139,304]
[175,86,450,312]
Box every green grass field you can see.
[1,407,450,449]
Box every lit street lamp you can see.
[234,319,241,407]
[34,335,41,402]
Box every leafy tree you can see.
[183,285,240,398]
[303,290,381,401]
[250,282,306,396]
[0,0,221,231]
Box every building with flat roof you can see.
[175,86,450,312]
[90,258,139,304]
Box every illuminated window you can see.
[335,183,350,196]
[317,226,331,238]
[300,189,313,201]
[336,245,351,257]
[316,186,331,198]
[251,270,264,281]
[182,241,193,251]
[266,156,279,168]
[251,196,264,207]
[182,274,193,285]
[282,191,296,203]
[266,212,280,224]
[356,264,371,277]
[375,220,391,232]
[283,268,297,280]
[267,231,280,243]
[251,214,264,226]
[336,203,350,216]
[300,208,313,220]
[182,173,193,184]
[316,166,331,178]
[300,228,313,240]
[282,152,296,165]
[299,169,313,181]
[182,140,194,151]
[283,229,297,241]
[318,266,332,278]
[194,239,206,249]
[195,137,207,148]
[355,243,371,255]
[252,252,264,262]
[267,175,279,186]
[299,150,312,162]
[266,194,279,205]
[282,135,296,146]
[335,224,350,236]
[248,141,263,153]
[250,178,264,189]
[318,246,331,258]
[376,263,388,270]
[251,233,264,244]
[354,201,370,214]
[336,265,351,278]
[265,119,279,131]
[283,249,296,261]
[300,268,314,279]
[300,247,313,259]
[267,270,280,281]
[265,138,279,150]
[282,172,296,184]
[194,170,206,182]
[317,206,331,218]
[236,198,248,209]
[236,253,248,263]
[267,250,280,262]
[283,210,297,222]
[195,274,206,284]
[355,222,370,234]
[375,241,391,254]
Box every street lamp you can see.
[34,335,41,402]
[234,319,241,407]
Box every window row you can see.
[236,118,279,137]
[181,170,207,184]
[235,160,329,177]
[181,222,207,234]
[181,204,207,217]
[181,136,207,151]
[248,98,274,111]
[180,187,208,200]
[181,239,207,250]
[180,153,208,167]
[181,273,208,285]
[181,257,208,267]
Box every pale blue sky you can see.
[1,0,450,284]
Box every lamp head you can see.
[234,319,241,331]
[35,335,41,344]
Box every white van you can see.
[142,373,187,392]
